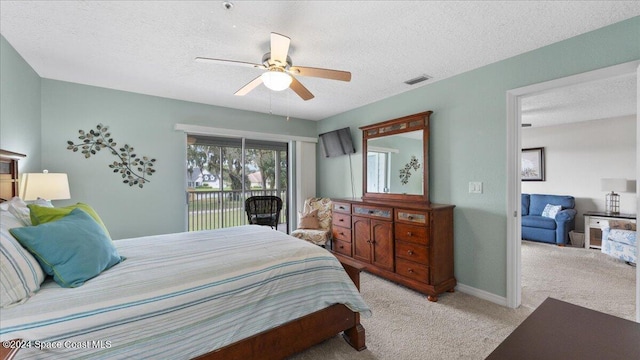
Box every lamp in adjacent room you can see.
[600,178,628,215]
[20,170,71,201]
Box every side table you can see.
[583,211,636,249]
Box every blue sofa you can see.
[522,194,577,245]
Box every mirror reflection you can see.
[366,130,423,195]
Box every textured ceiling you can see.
[521,73,637,128]
[1,1,639,121]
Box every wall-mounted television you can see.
[319,127,356,158]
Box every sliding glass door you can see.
[186,135,288,232]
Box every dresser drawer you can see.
[396,209,429,224]
[333,202,351,214]
[395,223,428,245]
[396,258,429,283]
[333,213,352,229]
[396,241,429,264]
[332,226,352,242]
[352,205,393,219]
[333,239,352,257]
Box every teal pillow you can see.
[9,208,124,288]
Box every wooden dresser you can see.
[331,198,455,302]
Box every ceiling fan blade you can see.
[289,66,351,82]
[234,76,263,96]
[270,32,291,66]
[195,57,266,69]
[289,76,314,101]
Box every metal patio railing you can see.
[187,189,287,231]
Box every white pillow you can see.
[7,197,32,226]
[0,226,45,308]
[541,204,562,219]
[6,197,53,226]
[1,211,25,231]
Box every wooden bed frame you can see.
[0,150,366,360]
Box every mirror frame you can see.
[360,111,432,204]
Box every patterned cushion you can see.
[0,212,45,308]
[302,198,332,230]
[298,209,320,229]
[541,204,561,219]
[292,198,333,246]
[291,229,331,246]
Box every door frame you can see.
[505,60,640,317]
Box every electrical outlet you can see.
[469,181,483,194]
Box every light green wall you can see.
[317,17,640,297]
[39,79,317,239]
[0,36,41,172]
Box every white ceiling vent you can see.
[404,75,432,85]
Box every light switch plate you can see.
[469,181,483,194]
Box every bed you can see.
[0,151,370,360]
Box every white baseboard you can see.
[456,283,508,307]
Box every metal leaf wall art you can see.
[399,155,421,185]
[66,124,156,188]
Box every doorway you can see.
[186,135,289,233]
[506,60,640,321]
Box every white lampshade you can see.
[601,178,628,192]
[20,171,71,201]
[261,71,292,91]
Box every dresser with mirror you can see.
[331,111,456,302]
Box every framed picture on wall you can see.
[522,147,545,181]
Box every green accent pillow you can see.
[28,203,112,239]
[9,208,124,288]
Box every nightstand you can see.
[583,212,636,249]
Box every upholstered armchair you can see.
[291,198,332,246]
[601,220,637,265]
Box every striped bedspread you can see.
[0,225,371,359]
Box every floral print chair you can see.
[601,220,637,265]
[291,198,332,247]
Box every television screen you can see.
[319,127,356,158]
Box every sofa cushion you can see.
[529,194,575,216]
[541,204,562,219]
[521,194,530,216]
[522,215,557,230]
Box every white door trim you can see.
[506,60,640,311]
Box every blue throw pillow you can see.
[541,204,562,219]
[9,208,124,288]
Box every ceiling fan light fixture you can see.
[261,70,292,91]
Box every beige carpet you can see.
[289,241,636,360]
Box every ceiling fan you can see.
[196,32,351,101]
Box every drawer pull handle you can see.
[408,268,414,273]
[368,210,374,214]
[407,250,414,255]
[407,232,412,236]
[408,215,414,220]
[366,240,371,244]
[339,219,344,222]
[340,232,345,235]
[339,245,344,249]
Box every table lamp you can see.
[600,178,628,215]
[20,170,71,201]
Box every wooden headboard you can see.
[0,149,26,202]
